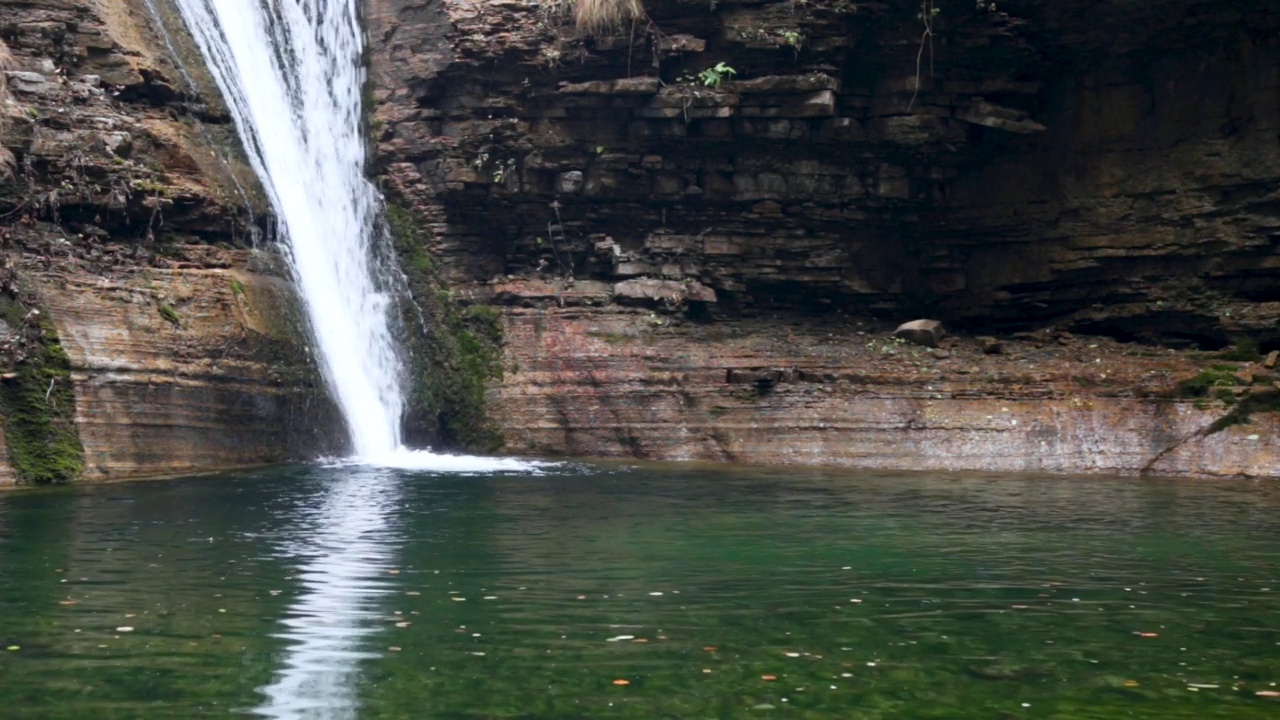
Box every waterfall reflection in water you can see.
[254,470,402,719]
[0,468,1279,718]
[253,453,541,718]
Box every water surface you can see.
[1,464,1278,718]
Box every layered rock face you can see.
[0,0,340,483]
[496,303,1278,477]
[367,0,1280,477]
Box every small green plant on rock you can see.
[157,302,182,326]
[1217,339,1262,362]
[698,62,737,87]
[492,158,516,185]
[1175,365,1238,402]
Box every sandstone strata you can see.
[367,0,1280,477]
[0,0,339,483]
[23,245,341,481]
[492,293,1278,478]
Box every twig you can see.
[547,201,569,278]
[909,0,936,113]
[45,377,54,403]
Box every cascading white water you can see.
[172,0,546,472]
[173,0,403,457]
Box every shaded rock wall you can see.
[367,0,1280,476]
[0,0,341,483]
[368,0,1280,337]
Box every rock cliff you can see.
[6,0,1275,481]
[0,0,341,483]
[366,0,1280,477]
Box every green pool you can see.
[0,463,1277,718]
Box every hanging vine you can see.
[909,0,940,112]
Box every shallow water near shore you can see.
[0,463,1278,718]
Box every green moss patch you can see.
[1205,387,1280,435]
[157,301,182,326]
[1216,339,1262,363]
[0,293,85,484]
[1175,366,1239,398]
[385,203,504,452]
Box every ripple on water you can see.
[0,467,1278,718]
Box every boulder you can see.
[556,171,583,194]
[4,71,55,96]
[977,336,1005,354]
[101,131,132,157]
[955,100,1047,134]
[684,282,717,303]
[613,279,717,304]
[894,319,945,347]
[655,34,706,54]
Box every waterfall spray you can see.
[172,0,539,472]
[172,0,404,457]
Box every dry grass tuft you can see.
[574,0,645,35]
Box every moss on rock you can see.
[385,203,504,452]
[0,292,85,484]
[157,301,182,326]
[1175,366,1238,398]
[1204,385,1280,435]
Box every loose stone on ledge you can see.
[894,319,945,348]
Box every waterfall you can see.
[173,0,403,457]
[172,0,543,472]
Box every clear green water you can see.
[0,463,1278,719]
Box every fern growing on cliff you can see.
[572,0,645,35]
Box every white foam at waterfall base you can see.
[331,449,549,474]
[172,0,540,472]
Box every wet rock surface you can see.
[0,0,339,482]
[366,0,1280,476]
